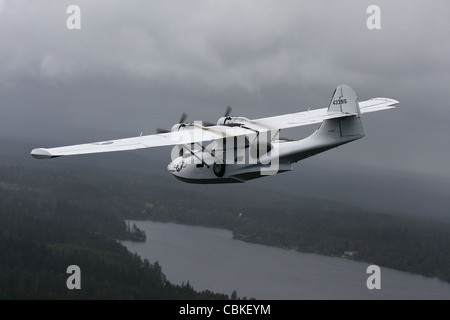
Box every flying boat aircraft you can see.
[31,85,398,183]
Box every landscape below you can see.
[1,153,450,298]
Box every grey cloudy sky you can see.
[1,0,449,177]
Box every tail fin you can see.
[322,85,364,138]
[287,85,365,163]
[328,84,361,116]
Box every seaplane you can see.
[31,85,398,183]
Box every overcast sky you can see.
[1,0,449,177]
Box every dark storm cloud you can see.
[0,0,449,176]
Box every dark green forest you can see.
[1,154,450,299]
[0,161,229,299]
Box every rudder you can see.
[324,84,364,138]
[328,84,361,116]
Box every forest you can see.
[0,160,229,299]
[1,152,450,299]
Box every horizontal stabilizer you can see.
[359,98,399,113]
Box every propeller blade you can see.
[155,112,188,134]
[179,112,188,124]
[224,106,232,117]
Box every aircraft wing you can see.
[31,126,255,159]
[31,97,398,159]
[248,97,398,130]
[249,107,344,130]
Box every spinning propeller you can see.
[156,112,188,134]
[202,106,233,127]
[155,106,232,133]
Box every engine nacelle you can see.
[217,116,251,127]
[171,122,197,132]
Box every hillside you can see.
[1,156,450,292]
[0,161,228,299]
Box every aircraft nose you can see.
[167,163,175,172]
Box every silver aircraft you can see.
[31,85,398,183]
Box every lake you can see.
[122,221,450,300]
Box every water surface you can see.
[122,221,450,299]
